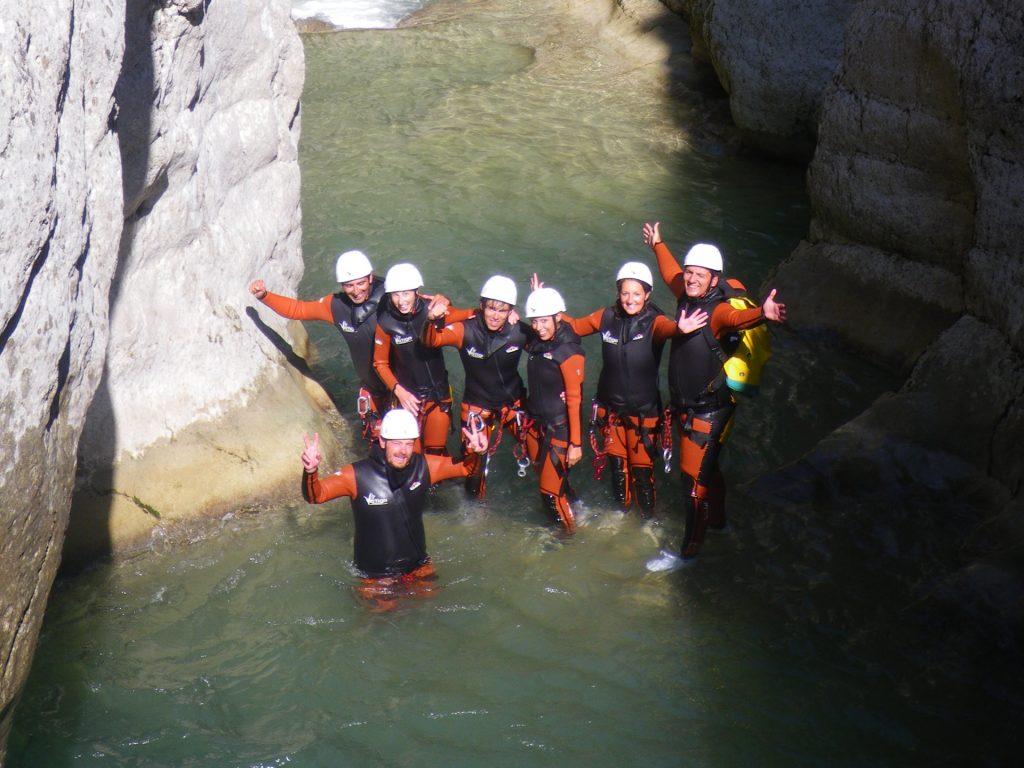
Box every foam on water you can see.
[291,0,428,29]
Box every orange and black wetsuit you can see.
[655,241,766,556]
[566,303,677,516]
[523,322,585,531]
[423,313,528,497]
[302,444,479,610]
[259,279,389,432]
[373,299,473,455]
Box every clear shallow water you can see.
[12,1,1016,765]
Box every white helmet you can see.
[480,275,517,306]
[683,243,723,273]
[384,263,424,293]
[379,408,420,439]
[335,250,373,283]
[524,287,566,318]
[616,261,654,289]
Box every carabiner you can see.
[662,447,673,475]
[517,455,531,478]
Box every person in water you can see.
[250,249,387,439]
[521,283,586,532]
[301,408,488,611]
[421,275,528,498]
[372,263,472,455]
[643,221,786,560]
[561,261,698,517]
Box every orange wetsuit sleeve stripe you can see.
[652,313,680,342]
[372,324,399,392]
[654,242,686,299]
[304,464,357,504]
[559,353,585,446]
[425,453,472,483]
[564,308,604,337]
[709,301,764,337]
[261,292,336,323]
[422,319,466,349]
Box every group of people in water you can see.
[249,222,786,608]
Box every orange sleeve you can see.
[425,453,473,483]
[422,319,466,349]
[261,292,336,323]
[709,302,764,337]
[303,464,357,504]
[654,242,686,299]
[443,306,476,324]
[559,353,586,446]
[652,313,680,342]
[372,324,399,392]
[564,308,604,337]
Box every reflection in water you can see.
[13,1,1015,765]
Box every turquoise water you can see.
[11,1,1016,765]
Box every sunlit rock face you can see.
[1,0,341,755]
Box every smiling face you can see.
[341,275,372,304]
[389,290,417,314]
[617,279,650,316]
[530,315,558,341]
[481,299,511,331]
[381,437,415,469]
[683,266,718,299]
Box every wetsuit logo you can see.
[363,493,389,506]
[409,481,423,491]
[466,346,486,359]
[601,331,619,345]
[505,346,520,353]
[631,333,645,341]
[393,334,414,345]
[339,321,356,333]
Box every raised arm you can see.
[250,282,336,323]
[642,222,685,299]
[300,432,357,504]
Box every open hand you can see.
[677,307,709,334]
[762,289,787,323]
[394,384,421,415]
[642,221,661,247]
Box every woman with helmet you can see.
[301,409,488,611]
[559,261,690,518]
[249,249,388,438]
[521,283,586,532]
[422,275,529,498]
[642,221,786,561]
[372,263,472,455]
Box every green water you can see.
[11,1,1015,765]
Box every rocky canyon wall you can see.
[649,0,1024,646]
[1,0,342,757]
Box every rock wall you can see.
[663,0,861,159]
[0,0,342,757]
[0,0,124,753]
[654,0,1024,645]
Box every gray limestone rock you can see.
[0,0,342,754]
